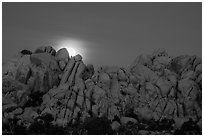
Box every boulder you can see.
[130,64,158,83]
[117,68,128,82]
[83,64,94,80]
[120,117,138,125]
[168,55,194,74]
[156,77,172,97]
[123,84,137,95]
[181,70,196,80]
[60,57,76,84]
[74,54,82,62]
[153,56,171,66]
[97,72,111,90]
[56,48,70,63]
[130,54,152,68]
[111,121,121,131]
[135,106,153,121]
[18,107,39,123]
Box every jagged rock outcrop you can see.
[2,47,202,135]
[40,54,95,127]
[128,50,202,128]
[2,47,61,129]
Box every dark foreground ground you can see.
[2,115,202,135]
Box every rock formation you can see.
[2,47,202,135]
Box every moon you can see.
[67,47,76,57]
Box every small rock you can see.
[74,54,82,61]
[174,117,188,129]
[13,108,23,115]
[7,112,14,119]
[111,121,121,131]
[120,117,138,125]
[118,68,128,81]
[19,107,39,123]
[138,130,149,135]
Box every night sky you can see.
[2,2,202,68]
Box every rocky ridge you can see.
[2,47,202,134]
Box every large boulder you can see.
[56,48,70,63]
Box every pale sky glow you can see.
[55,38,88,61]
[67,47,76,57]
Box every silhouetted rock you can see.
[20,49,32,55]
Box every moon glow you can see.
[67,47,76,57]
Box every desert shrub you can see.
[20,50,32,55]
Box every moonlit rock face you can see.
[2,47,202,135]
[56,48,70,62]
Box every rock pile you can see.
[2,47,202,135]
[129,50,202,128]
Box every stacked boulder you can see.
[2,47,202,134]
[40,53,94,127]
[3,46,61,127]
[128,49,202,129]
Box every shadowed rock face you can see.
[2,47,202,135]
